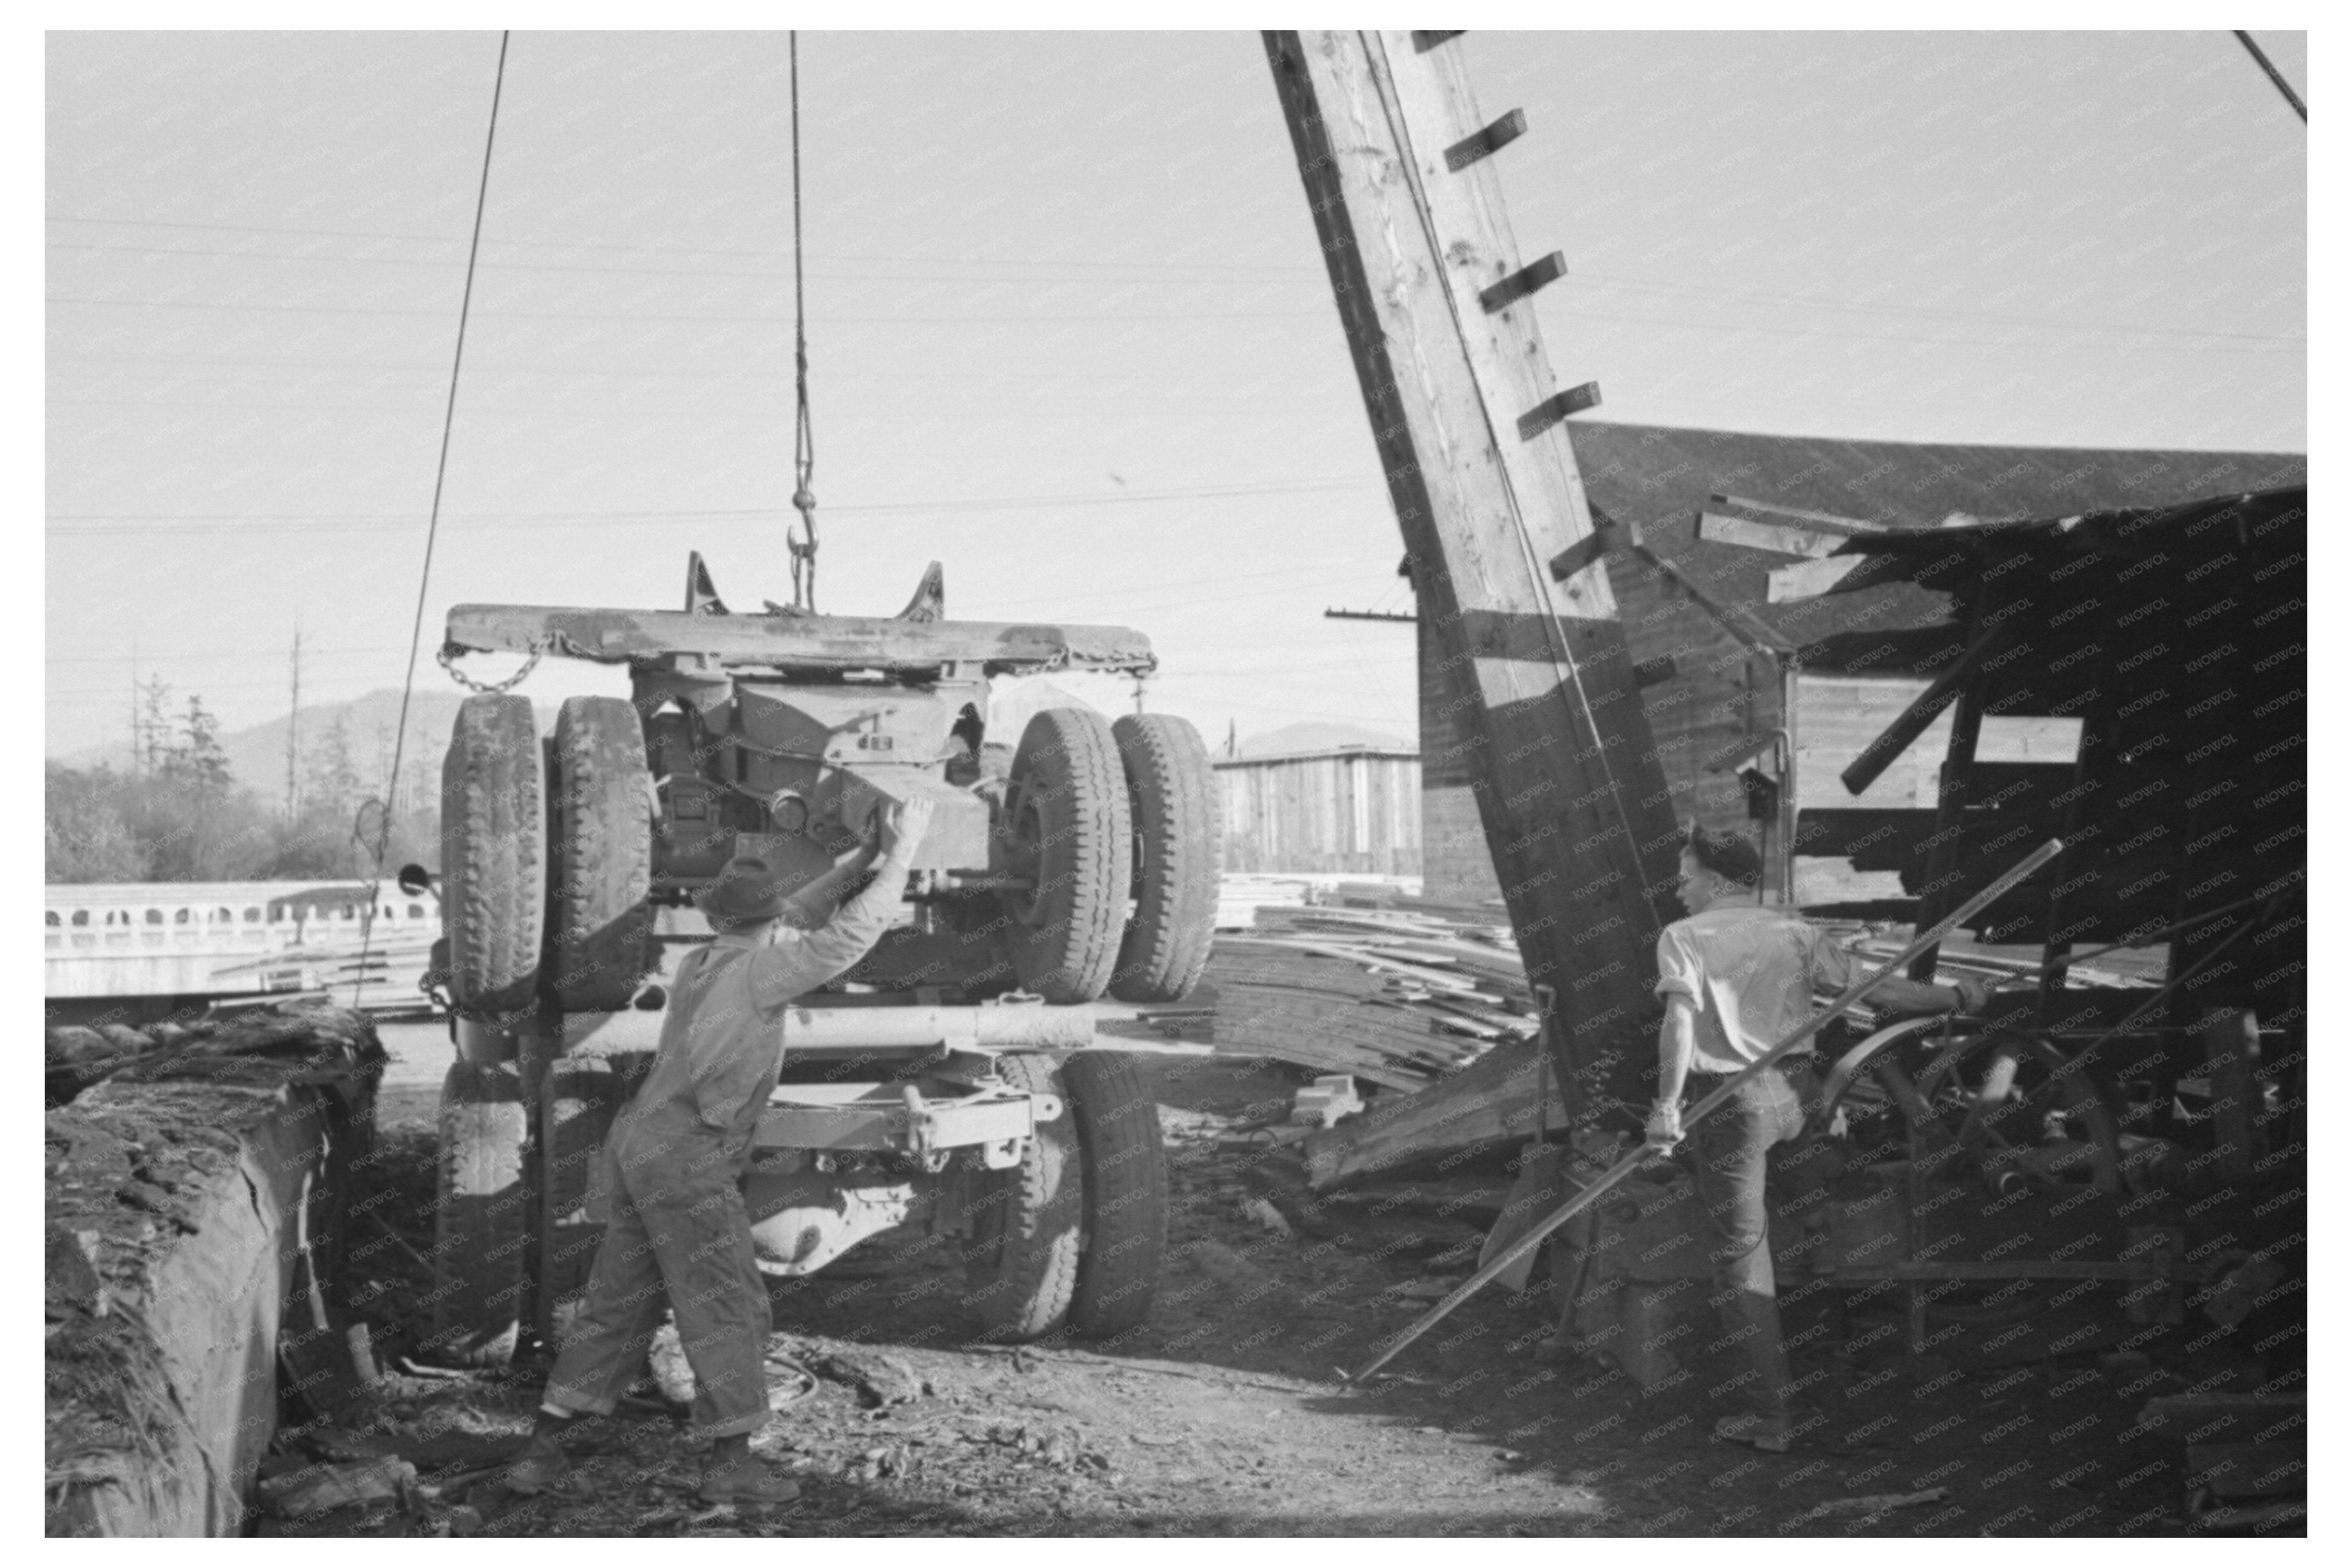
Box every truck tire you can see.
[431,1058,530,1367]
[964,1052,1081,1340]
[1108,713,1222,1004]
[1001,708,1131,1004]
[1063,1049,1168,1338]
[537,1058,618,1345]
[441,694,545,1015]
[550,696,654,1012]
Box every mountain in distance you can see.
[55,687,493,804]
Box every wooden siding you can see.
[1216,749,1421,876]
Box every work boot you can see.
[504,1430,574,1494]
[1711,1411,1793,1453]
[698,1456,801,1507]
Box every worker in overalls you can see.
[1644,825,1987,1453]
[508,796,934,1504]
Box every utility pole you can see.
[285,626,303,821]
[129,642,140,780]
[1268,31,1682,1124]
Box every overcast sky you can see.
[45,29,2306,762]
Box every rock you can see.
[648,1321,697,1405]
[812,1346,923,1408]
[45,1227,107,1317]
[45,1027,113,1066]
[259,1456,418,1518]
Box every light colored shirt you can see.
[628,857,908,1154]
[1653,903,1856,1074]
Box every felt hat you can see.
[695,854,791,930]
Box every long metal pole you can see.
[1347,836,2065,1383]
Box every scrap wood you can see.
[1202,897,1541,1092]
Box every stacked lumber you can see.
[1202,900,1538,1090]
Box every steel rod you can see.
[1346,836,2065,1383]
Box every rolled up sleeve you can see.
[1655,926,1701,1006]
[1807,926,1857,994]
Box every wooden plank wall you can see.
[1215,750,1422,876]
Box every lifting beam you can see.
[1267,31,1683,1121]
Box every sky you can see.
[44,29,2307,764]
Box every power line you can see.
[2233,31,2307,123]
[44,297,2300,357]
[46,212,1317,274]
[45,478,1379,535]
[45,292,1326,325]
[48,236,2302,344]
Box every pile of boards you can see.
[1201,896,1536,1090]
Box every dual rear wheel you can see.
[430,694,1191,1363]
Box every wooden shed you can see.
[1214,746,1420,876]
[1421,422,2305,903]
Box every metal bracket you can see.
[1478,251,1565,314]
[1517,381,1602,441]
[1443,107,1527,171]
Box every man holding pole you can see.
[1646,825,1990,1452]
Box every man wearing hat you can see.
[508,795,935,1504]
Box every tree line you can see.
[45,677,437,884]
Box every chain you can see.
[787,31,819,612]
[437,640,542,695]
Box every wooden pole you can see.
[1268,31,1682,1119]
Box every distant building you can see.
[1213,745,1420,877]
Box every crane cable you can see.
[787,31,819,611]
[2233,31,2307,124]
[352,29,510,1005]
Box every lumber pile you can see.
[1202,899,1537,1091]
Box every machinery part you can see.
[453,1014,518,1068]
[1062,1050,1169,1338]
[752,1079,1057,1159]
[537,1058,619,1345]
[555,997,1096,1057]
[1108,713,1223,1004]
[1913,1028,2124,1192]
[1817,1023,2125,1193]
[440,694,546,1015]
[964,1052,1081,1340]
[549,696,656,1012]
[999,709,1132,1004]
[746,1167,923,1276]
[431,1058,530,1367]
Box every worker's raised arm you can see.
[748,798,935,1009]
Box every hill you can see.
[58,688,491,807]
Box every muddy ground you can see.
[274,1031,2268,1537]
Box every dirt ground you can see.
[278,1027,2270,1537]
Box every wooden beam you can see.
[1707,492,1890,534]
[1268,31,1681,1122]
[444,604,1157,674]
[1697,510,1849,559]
[1837,623,2000,797]
[1766,555,1867,602]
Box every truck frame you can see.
[421,555,1220,1364]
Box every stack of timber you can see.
[1204,901,1538,1092]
